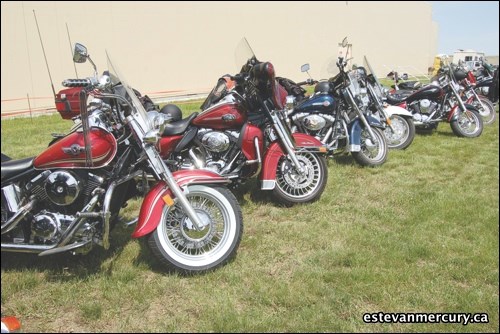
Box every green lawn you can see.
[1,105,499,333]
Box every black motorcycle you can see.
[385,59,483,138]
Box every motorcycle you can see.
[1,43,243,275]
[285,56,415,150]
[385,57,483,138]
[157,38,328,206]
[280,37,389,166]
[454,64,496,125]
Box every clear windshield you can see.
[234,37,256,72]
[105,51,151,133]
[363,56,385,100]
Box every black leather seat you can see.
[162,112,199,136]
[1,157,34,181]
[386,91,412,105]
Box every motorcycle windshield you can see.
[106,51,151,133]
[234,37,256,72]
[363,56,385,101]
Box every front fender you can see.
[447,103,476,122]
[384,105,412,118]
[131,170,229,238]
[260,133,324,190]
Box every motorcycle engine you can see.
[418,99,437,114]
[189,129,239,173]
[292,112,334,135]
[31,211,74,243]
[201,131,231,152]
[45,170,82,206]
[303,115,327,131]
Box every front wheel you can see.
[472,95,496,125]
[148,185,243,275]
[450,107,483,138]
[352,127,388,167]
[384,115,416,150]
[273,152,328,206]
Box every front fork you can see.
[269,110,306,176]
[143,145,205,231]
[345,89,379,141]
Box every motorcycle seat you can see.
[1,156,34,181]
[386,91,412,104]
[162,112,199,136]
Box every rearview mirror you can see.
[73,43,88,63]
[341,37,348,48]
[300,64,310,73]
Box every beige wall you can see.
[1,1,437,116]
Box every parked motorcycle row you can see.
[1,37,497,276]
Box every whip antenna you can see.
[33,10,56,98]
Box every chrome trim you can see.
[2,184,21,212]
[261,180,276,190]
[1,198,37,235]
[102,170,144,249]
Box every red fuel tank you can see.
[192,102,247,130]
[34,128,117,169]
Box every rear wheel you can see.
[273,152,328,206]
[148,185,243,275]
[450,107,483,138]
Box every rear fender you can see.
[384,105,412,118]
[260,133,324,190]
[131,170,229,238]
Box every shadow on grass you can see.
[0,226,135,282]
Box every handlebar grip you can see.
[62,79,91,87]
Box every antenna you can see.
[33,10,56,98]
[66,23,78,78]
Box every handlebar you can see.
[296,78,318,86]
[62,78,96,88]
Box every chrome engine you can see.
[1,170,104,248]
[45,170,82,206]
[412,99,438,124]
[291,112,335,135]
[182,129,240,173]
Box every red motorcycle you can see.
[157,38,328,206]
[455,65,496,125]
[1,43,243,275]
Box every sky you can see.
[430,1,499,56]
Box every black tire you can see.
[147,185,243,275]
[450,107,483,138]
[352,127,388,167]
[272,152,328,206]
[384,115,415,150]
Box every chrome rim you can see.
[276,152,322,199]
[157,187,235,267]
[361,129,385,160]
[457,110,481,135]
[384,115,409,147]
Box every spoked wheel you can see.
[450,107,483,138]
[148,185,243,275]
[352,127,388,167]
[384,115,415,150]
[472,95,496,125]
[273,151,328,206]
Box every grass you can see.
[1,104,499,333]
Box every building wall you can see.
[1,1,437,116]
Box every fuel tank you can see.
[405,85,443,103]
[34,128,117,169]
[193,102,247,130]
[294,94,335,114]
